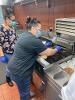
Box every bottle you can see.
[47,27,53,38]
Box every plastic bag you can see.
[61,72,75,100]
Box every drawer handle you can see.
[58,94,62,99]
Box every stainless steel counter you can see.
[37,55,75,100]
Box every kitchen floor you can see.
[0,82,45,100]
[0,63,45,100]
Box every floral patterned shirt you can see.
[0,25,17,54]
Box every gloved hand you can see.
[0,55,8,63]
[45,41,52,47]
[55,45,62,52]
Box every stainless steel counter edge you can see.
[36,55,73,89]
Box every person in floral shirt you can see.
[0,14,17,86]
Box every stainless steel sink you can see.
[46,65,62,76]
[53,71,68,80]
[53,70,70,87]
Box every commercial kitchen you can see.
[0,0,75,100]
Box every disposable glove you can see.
[55,45,62,52]
[0,55,8,63]
[45,41,52,47]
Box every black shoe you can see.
[6,76,14,87]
